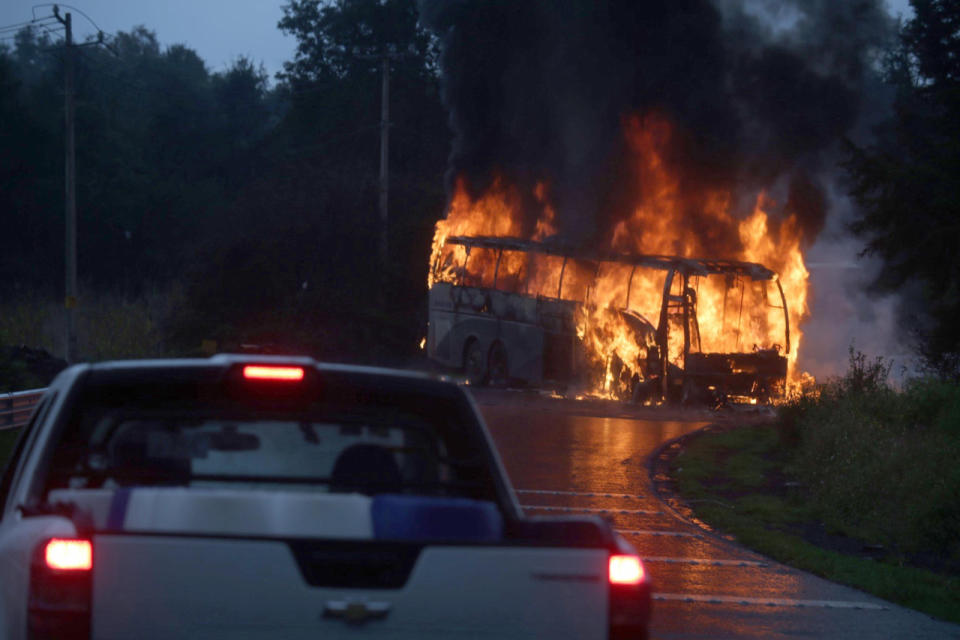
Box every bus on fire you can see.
[427,235,791,404]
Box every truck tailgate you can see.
[91,534,609,639]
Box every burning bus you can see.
[427,234,790,404]
[423,113,811,403]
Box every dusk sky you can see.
[0,1,916,82]
[0,1,297,80]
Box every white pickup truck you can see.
[0,355,651,639]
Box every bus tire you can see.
[463,339,488,386]
[488,341,509,387]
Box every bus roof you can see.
[445,235,778,281]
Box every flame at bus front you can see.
[611,114,809,382]
[427,112,811,398]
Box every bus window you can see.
[559,259,597,302]
[692,275,786,355]
[462,247,499,288]
[527,254,565,298]
[592,263,633,309]
[435,244,467,285]
[495,250,529,293]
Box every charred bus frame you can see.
[427,235,790,403]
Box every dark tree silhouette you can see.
[845,0,960,376]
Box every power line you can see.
[0,16,57,33]
[33,3,110,37]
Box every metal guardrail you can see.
[0,388,46,431]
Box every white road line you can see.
[653,593,886,610]
[516,489,644,500]
[641,557,767,567]
[616,529,700,538]
[521,504,662,516]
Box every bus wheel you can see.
[488,341,509,387]
[464,339,488,385]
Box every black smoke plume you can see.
[419,0,893,251]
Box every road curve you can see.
[472,389,960,640]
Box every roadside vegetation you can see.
[0,290,174,360]
[0,291,177,392]
[670,350,960,622]
[0,1,445,370]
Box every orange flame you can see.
[428,112,810,396]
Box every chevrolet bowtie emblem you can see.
[324,599,392,625]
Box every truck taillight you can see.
[45,539,92,571]
[609,553,650,640]
[242,365,305,381]
[29,538,92,640]
[609,554,644,585]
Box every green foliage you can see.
[1,4,449,364]
[788,349,960,559]
[0,27,279,293]
[76,290,176,360]
[0,290,177,363]
[844,0,960,376]
[279,0,437,83]
[836,346,893,396]
[671,419,960,622]
[158,0,447,360]
[0,295,58,355]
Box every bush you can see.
[0,294,60,355]
[788,349,960,561]
[0,288,177,364]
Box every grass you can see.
[671,421,960,622]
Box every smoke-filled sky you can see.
[418,0,911,377]
[419,0,896,249]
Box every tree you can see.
[845,0,960,376]
[0,29,64,291]
[0,6,447,363]
[279,0,436,84]
[0,26,279,296]
[275,0,444,178]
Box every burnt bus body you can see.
[427,236,790,403]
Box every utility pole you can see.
[56,8,78,363]
[50,5,113,363]
[378,55,390,269]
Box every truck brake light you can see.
[608,552,649,639]
[45,539,92,571]
[609,554,643,585]
[242,365,305,381]
[30,538,93,639]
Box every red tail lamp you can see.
[609,554,644,585]
[30,538,93,638]
[44,539,92,571]
[242,365,305,381]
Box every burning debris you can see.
[419,0,894,402]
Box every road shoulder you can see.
[649,422,960,624]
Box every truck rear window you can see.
[51,415,476,495]
[41,374,497,502]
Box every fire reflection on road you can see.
[475,396,876,639]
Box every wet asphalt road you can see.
[472,389,960,640]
